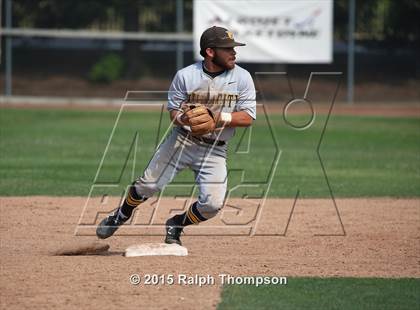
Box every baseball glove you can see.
[183,104,216,136]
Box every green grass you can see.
[0,107,419,197]
[217,277,420,310]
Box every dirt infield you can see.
[0,197,419,309]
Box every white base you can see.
[124,243,188,257]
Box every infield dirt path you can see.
[0,197,419,309]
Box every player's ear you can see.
[205,47,216,58]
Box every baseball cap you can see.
[200,26,246,51]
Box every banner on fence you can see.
[193,0,333,63]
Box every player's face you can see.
[212,47,237,70]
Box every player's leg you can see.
[96,129,189,239]
[165,145,227,245]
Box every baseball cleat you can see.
[96,209,127,239]
[164,217,183,246]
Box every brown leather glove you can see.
[183,104,216,136]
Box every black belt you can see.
[179,127,226,146]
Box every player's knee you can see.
[197,195,224,219]
[133,178,160,198]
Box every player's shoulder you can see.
[231,64,253,83]
[232,64,250,74]
[175,62,202,77]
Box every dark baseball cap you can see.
[200,26,246,50]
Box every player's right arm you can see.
[167,70,188,124]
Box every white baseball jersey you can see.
[167,61,256,141]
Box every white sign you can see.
[193,0,333,63]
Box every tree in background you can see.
[10,0,184,78]
[334,0,419,47]
[11,0,417,44]
[121,0,140,78]
[6,0,419,79]
[384,0,420,47]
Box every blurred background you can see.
[0,0,419,103]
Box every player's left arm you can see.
[222,71,256,128]
[224,111,253,127]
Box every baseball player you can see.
[96,26,256,245]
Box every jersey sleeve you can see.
[167,71,187,111]
[235,71,257,119]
